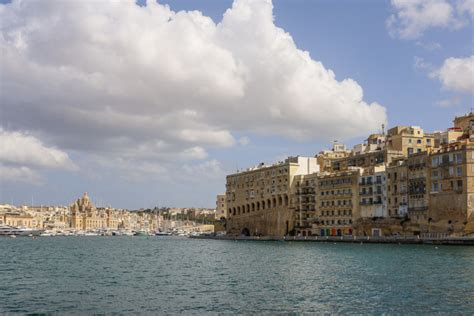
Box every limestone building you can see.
[428,140,474,235]
[215,194,227,220]
[312,169,361,236]
[225,156,319,236]
[386,159,408,217]
[293,172,318,236]
[359,166,388,218]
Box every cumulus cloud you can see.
[387,0,471,39]
[430,56,474,93]
[0,128,77,185]
[0,128,77,170]
[0,0,386,180]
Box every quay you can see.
[190,235,474,245]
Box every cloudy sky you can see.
[0,0,472,208]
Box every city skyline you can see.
[1,0,473,208]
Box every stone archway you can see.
[241,227,250,236]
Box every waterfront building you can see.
[215,194,227,220]
[386,158,409,217]
[428,139,474,235]
[359,166,388,218]
[293,172,318,236]
[70,193,107,231]
[312,169,361,236]
[225,156,319,236]
[407,152,430,226]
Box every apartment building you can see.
[407,152,430,223]
[386,159,408,217]
[359,166,388,218]
[312,169,361,236]
[293,173,318,236]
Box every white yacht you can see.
[0,225,43,237]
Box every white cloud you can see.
[430,55,474,93]
[387,0,471,39]
[0,128,77,170]
[0,0,387,179]
[0,165,42,185]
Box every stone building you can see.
[428,140,474,235]
[359,166,388,218]
[316,142,351,172]
[70,192,107,231]
[225,156,319,236]
[215,194,227,220]
[406,152,430,225]
[386,158,408,218]
[293,172,318,236]
[386,125,435,156]
[312,169,361,236]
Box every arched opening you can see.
[273,198,277,208]
[262,201,266,210]
[284,195,289,206]
[348,229,353,235]
[256,201,260,211]
[241,228,250,236]
[337,229,342,236]
[251,203,255,212]
[302,231,307,237]
[246,204,250,213]
[237,206,241,215]
[278,196,283,206]
[320,229,325,236]
[267,199,271,209]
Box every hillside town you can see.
[0,192,217,236]
[217,112,474,238]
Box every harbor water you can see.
[1,237,473,314]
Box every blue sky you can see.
[0,0,472,208]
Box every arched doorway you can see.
[241,228,250,236]
[337,229,342,236]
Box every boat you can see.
[133,230,148,237]
[155,231,172,236]
[0,225,43,237]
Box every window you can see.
[449,167,454,176]
[457,167,462,177]
[417,139,422,144]
[432,182,439,192]
[408,148,414,155]
[432,157,439,167]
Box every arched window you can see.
[262,201,266,209]
[251,203,255,212]
[256,201,260,211]
[278,196,283,206]
[284,195,289,206]
[273,198,277,208]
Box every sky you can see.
[0,0,473,209]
